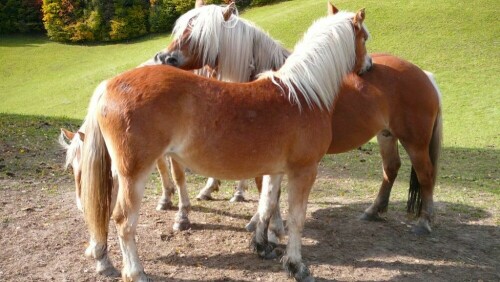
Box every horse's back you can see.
[99,65,332,179]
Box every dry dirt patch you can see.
[1,177,498,281]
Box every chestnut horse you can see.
[154,3,442,235]
[78,9,371,281]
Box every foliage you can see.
[109,0,148,41]
[0,0,44,33]
[149,0,178,33]
[172,0,194,15]
[42,0,149,42]
[3,0,278,39]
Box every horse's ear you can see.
[353,8,366,28]
[223,2,236,21]
[77,131,85,141]
[195,0,204,8]
[61,128,75,140]
[327,2,339,15]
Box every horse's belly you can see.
[168,145,286,179]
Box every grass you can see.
[0,1,498,222]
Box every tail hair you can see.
[80,81,113,243]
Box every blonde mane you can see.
[260,12,357,110]
[173,5,289,82]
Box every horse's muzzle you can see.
[154,52,179,67]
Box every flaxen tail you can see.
[407,71,443,216]
[80,81,113,243]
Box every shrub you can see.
[149,0,178,33]
[42,0,82,41]
[109,2,148,41]
[172,0,194,15]
[0,0,44,34]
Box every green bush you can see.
[109,1,148,41]
[0,0,44,34]
[38,0,277,42]
[149,0,178,33]
[42,0,82,41]
[172,0,194,15]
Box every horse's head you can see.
[154,3,237,70]
[59,128,85,212]
[328,3,372,74]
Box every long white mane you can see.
[173,5,289,82]
[260,12,357,110]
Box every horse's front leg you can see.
[113,173,150,281]
[170,159,191,231]
[196,177,221,201]
[251,174,283,259]
[282,165,317,282]
[156,157,176,211]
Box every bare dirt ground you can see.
[1,175,498,281]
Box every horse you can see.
[77,8,371,281]
[155,2,290,204]
[154,2,442,236]
[60,2,290,238]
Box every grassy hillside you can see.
[0,0,498,149]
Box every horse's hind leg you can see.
[196,177,221,201]
[85,174,120,277]
[156,157,175,211]
[170,159,191,231]
[112,172,150,281]
[85,237,120,277]
[251,174,283,259]
[402,143,435,235]
[361,131,401,221]
[282,165,317,282]
[230,179,248,202]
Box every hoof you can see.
[283,258,314,282]
[173,220,191,231]
[156,200,173,211]
[411,220,432,235]
[96,255,120,277]
[97,265,120,277]
[245,221,257,232]
[122,271,151,282]
[196,194,213,201]
[250,235,278,259]
[359,212,386,222]
[229,194,246,202]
